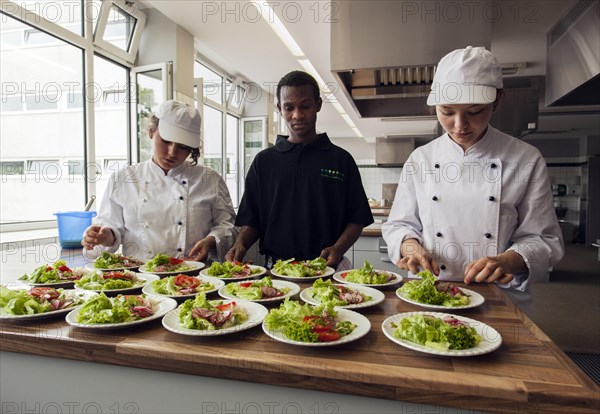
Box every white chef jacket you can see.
[84,159,238,262]
[382,126,563,313]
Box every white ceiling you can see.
[144,0,599,143]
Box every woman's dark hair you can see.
[276,70,320,106]
[148,115,200,165]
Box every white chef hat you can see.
[427,46,503,106]
[154,100,201,148]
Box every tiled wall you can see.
[357,163,402,202]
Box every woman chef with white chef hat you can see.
[82,100,237,262]
[382,46,564,316]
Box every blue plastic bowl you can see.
[54,211,97,249]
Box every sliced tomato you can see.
[316,331,340,342]
[102,271,133,280]
[57,265,72,272]
[239,282,253,288]
[45,266,53,271]
[173,275,200,288]
[214,302,236,311]
[341,272,349,278]
[169,257,184,265]
[29,287,59,299]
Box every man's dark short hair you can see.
[276,71,320,105]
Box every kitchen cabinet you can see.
[353,236,406,274]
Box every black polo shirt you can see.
[236,133,374,261]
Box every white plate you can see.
[270,266,335,281]
[138,261,204,276]
[217,279,300,303]
[161,300,268,336]
[65,294,177,329]
[142,275,225,299]
[381,311,502,357]
[396,287,485,310]
[299,284,385,310]
[199,264,266,280]
[262,308,371,347]
[0,289,97,321]
[332,269,403,287]
[74,273,159,294]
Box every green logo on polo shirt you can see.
[320,168,344,181]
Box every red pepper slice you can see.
[214,302,236,311]
[173,275,200,288]
[169,257,184,265]
[239,282,253,288]
[57,265,72,272]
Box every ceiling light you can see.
[250,1,304,57]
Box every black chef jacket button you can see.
[432,196,438,201]
[434,163,440,169]
[489,196,495,201]
[436,232,442,237]
[485,233,492,238]
[182,180,187,185]
[177,221,183,225]
[177,248,182,252]
[490,163,497,169]
[440,265,446,270]
[179,196,184,200]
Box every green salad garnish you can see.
[145,254,192,273]
[273,258,327,277]
[223,276,288,300]
[343,261,393,284]
[178,293,248,330]
[18,260,82,284]
[94,252,143,269]
[206,261,260,278]
[76,293,154,324]
[399,271,470,307]
[310,278,371,306]
[393,314,481,350]
[264,299,356,343]
[0,286,85,315]
[75,270,143,291]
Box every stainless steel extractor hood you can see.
[329,1,538,138]
[546,0,600,106]
[331,0,491,119]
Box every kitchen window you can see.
[0,1,145,229]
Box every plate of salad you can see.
[218,276,300,303]
[199,261,266,280]
[262,299,371,346]
[74,270,157,294]
[161,293,268,336]
[18,261,88,287]
[270,258,335,281]
[90,252,144,271]
[333,261,403,287]
[138,253,203,276]
[0,285,95,320]
[396,271,484,310]
[299,278,385,310]
[381,312,502,357]
[142,274,224,299]
[65,293,177,329]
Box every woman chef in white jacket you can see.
[82,100,238,263]
[382,47,564,315]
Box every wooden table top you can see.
[1,269,598,414]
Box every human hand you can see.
[225,243,247,263]
[81,225,115,250]
[188,236,216,262]
[464,254,515,285]
[319,246,343,268]
[396,239,440,275]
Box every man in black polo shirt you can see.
[226,70,373,269]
